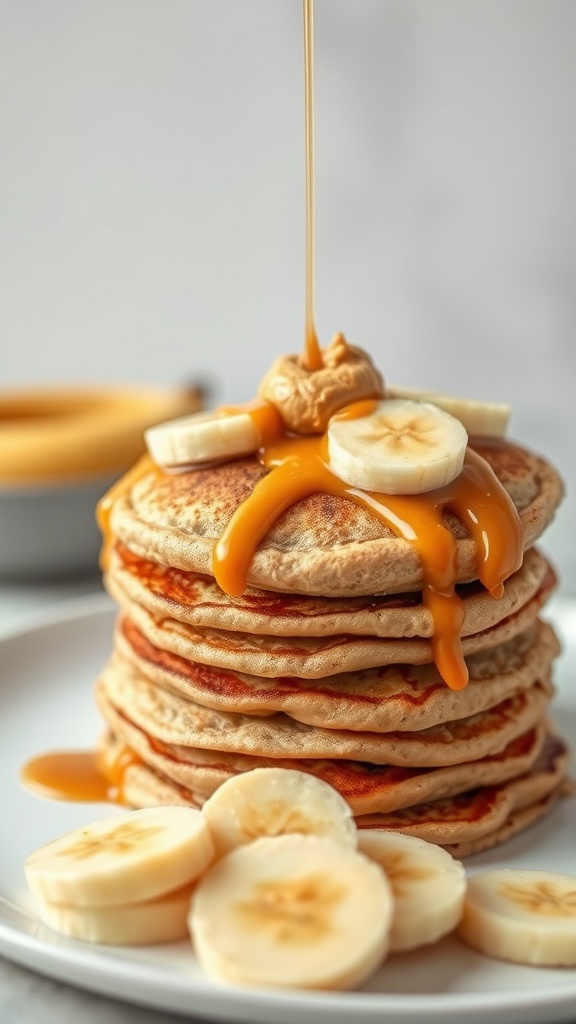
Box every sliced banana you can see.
[358,831,466,952]
[145,409,261,468]
[24,807,215,908]
[327,399,468,495]
[202,768,357,857]
[189,834,392,990]
[34,881,196,946]
[386,385,509,439]
[458,868,576,966]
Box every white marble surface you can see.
[0,954,193,1024]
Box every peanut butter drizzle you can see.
[213,404,524,691]
[21,747,141,803]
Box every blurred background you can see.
[0,0,574,585]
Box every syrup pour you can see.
[302,0,323,371]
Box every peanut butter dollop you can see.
[258,333,384,434]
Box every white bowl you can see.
[0,474,119,580]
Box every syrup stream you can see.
[303,0,323,371]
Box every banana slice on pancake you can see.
[358,831,466,952]
[188,834,392,989]
[458,868,576,966]
[386,385,510,439]
[145,408,262,467]
[202,767,357,857]
[327,399,468,494]
[24,807,215,908]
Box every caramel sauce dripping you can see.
[213,402,524,691]
[21,747,141,804]
[92,397,524,693]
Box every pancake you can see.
[118,765,565,860]
[95,729,569,856]
[107,573,555,678]
[93,368,568,859]
[96,652,553,767]
[442,791,563,859]
[108,441,563,596]
[98,710,548,815]
[106,543,553,640]
[355,734,570,843]
[114,616,559,733]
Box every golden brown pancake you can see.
[355,733,570,842]
[98,713,548,815]
[443,780,574,858]
[106,543,553,639]
[106,575,555,678]
[95,406,569,858]
[108,441,563,596]
[114,617,559,733]
[95,728,569,856]
[96,652,553,767]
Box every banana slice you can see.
[202,768,357,857]
[189,834,392,989]
[327,399,468,494]
[458,868,576,966]
[358,831,466,952]
[144,401,284,469]
[386,385,509,439]
[24,807,215,908]
[145,409,260,468]
[34,881,196,946]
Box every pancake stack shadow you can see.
[96,440,571,857]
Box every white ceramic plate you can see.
[1,593,575,1024]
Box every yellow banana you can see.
[189,834,392,989]
[202,767,357,857]
[327,399,468,494]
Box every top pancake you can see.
[109,440,563,596]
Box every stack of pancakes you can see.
[97,438,570,857]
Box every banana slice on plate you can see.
[35,881,196,946]
[189,833,393,990]
[202,767,357,857]
[386,385,509,439]
[458,868,576,966]
[327,399,468,494]
[358,831,466,952]
[24,807,215,908]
